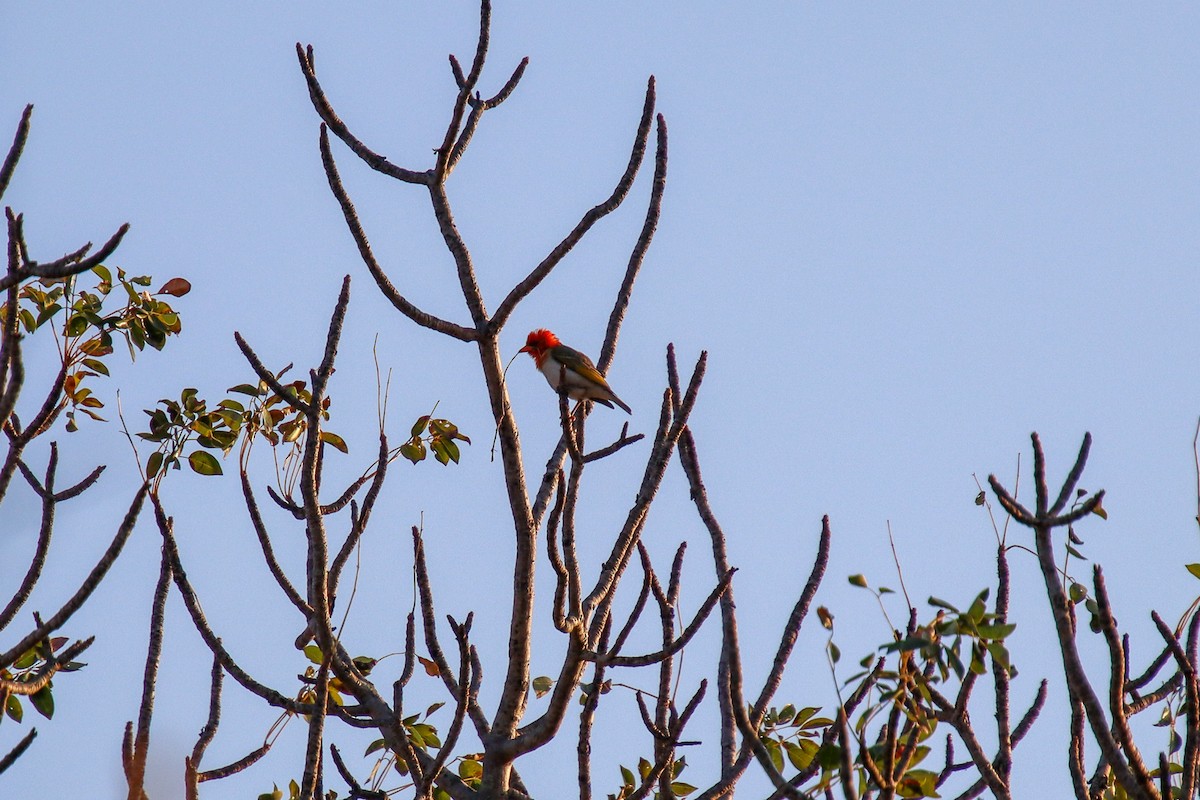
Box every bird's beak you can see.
[519,345,533,355]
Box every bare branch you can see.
[241,470,310,617]
[197,742,273,783]
[233,332,316,416]
[589,567,734,668]
[608,544,654,658]
[433,0,492,179]
[598,112,668,374]
[0,105,33,202]
[412,525,492,740]
[0,223,130,293]
[1153,611,1199,798]
[0,484,147,669]
[0,729,37,776]
[52,463,105,501]
[446,56,530,171]
[126,543,173,799]
[317,126,476,341]
[1094,567,1156,795]
[1050,432,1093,516]
[583,423,644,463]
[191,655,224,772]
[296,44,429,184]
[0,445,58,631]
[546,473,570,632]
[156,500,313,715]
[489,78,658,334]
[752,516,831,718]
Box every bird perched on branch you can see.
[519,329,631,413]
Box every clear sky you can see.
[3,3,1200,798]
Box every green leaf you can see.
[147,451,164,478]
[411,415,430,437]
[36,303,62,328]
[228,383,262,397]
[410,722,441,748]
[1187,564,1200,581]
[400,439,425,463]
[784,740,811,770]
[188,450,223,476]
[986,642,1013,672]
[82,357,109,376]
[967,593,987,623]
[928,597,959,613]
[975,623,1017,640]
[30,686,54,719]
[5,694,22,722]
[816,743,841,770]
[303,644,323,664]
[364,738,387,757]
[848,574,868,588]
[13,650,37,670]
[66,313,90,337]
[670,783,697,797]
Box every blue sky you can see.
[3,3,1200,798]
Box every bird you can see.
[519,329,631,413]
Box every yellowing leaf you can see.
[320,430,348,454]
[188,450,223,476]
[817,606,834,630]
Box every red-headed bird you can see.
[519,329,631,413]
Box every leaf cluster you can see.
[0,638,80,727]
[400,414,471,466]
[0,266,189,431]
[611,756,694,800]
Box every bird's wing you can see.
[557,346,609,387]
